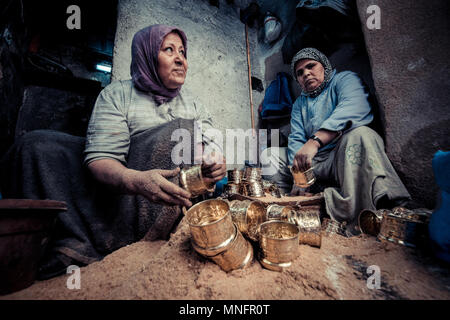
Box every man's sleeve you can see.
[84,81,130,166]
[319,71,373,133]
[287,99,307,165]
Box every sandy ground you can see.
[3,214,450,300]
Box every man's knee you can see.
[343,126,383,144]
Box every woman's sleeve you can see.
[287,99,307,165]
[319,72,373,133]
[84,81,131,165]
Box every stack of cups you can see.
[185,199,253,272]
[224,169,244,196]
[244,167,265,197]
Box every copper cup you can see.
[290,166,316,188]
[209,229,254,272]
[186,199,235,254]
[358,209,388,236]
[239,181,249,196]
[266,204,295,222]
[229,200,266,242]
[258,221,300,272]
[180,165,215,198]
[224,183,240,196]
[290,209,322,248]
[247,180,265,197]
[227,169,243,185]
[244,167,262,182]
[322,218,346,236]
[377,211,428,248]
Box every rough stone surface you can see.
[357,0,450,209]
[112,0,265,168]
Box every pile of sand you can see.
[4,215,450,300]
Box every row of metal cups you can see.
[185,199,322,272]
[224,168,281,198]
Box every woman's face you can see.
[157,32,188,89]
[295,59,325,92]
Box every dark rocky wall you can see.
[357,0,450,208]
[0,1,27,157]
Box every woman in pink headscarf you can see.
[0,25,226,280]
[85,24,226,207]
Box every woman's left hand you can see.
[201,152,227,185]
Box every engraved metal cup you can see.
[209,229,254,272]
[247,180,265,197]
[290,166,316,188]
[224,183,240,196]
[186,199,235,255]
[290,208,322,248]
[266,204,295,222]
[180,165,216,198]
[377,211,428,248]
[258,221,300,272]
[229,200,266,242]
[358,209,388,236]
[227,169,243,185]
[244,167,262,182]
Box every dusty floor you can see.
[3,215,450,300]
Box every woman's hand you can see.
[130,168,192,207]
[290,185,309,196]
[293,140,319,172]
[201,152,227,186]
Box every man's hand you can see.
[293,140,319,172]
[129,168,192,207]
[201,152,227,186]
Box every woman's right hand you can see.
[130,167,192,207]
[293,141,319,172]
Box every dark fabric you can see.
[130,24,188,106]
[260,72,293,119]
[0,119,195,266]
[429,150,450,263]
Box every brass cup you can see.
[266,204,295,222]
[191,224,237,256]
[377,211,428,248]
[322,218,346,237]
[180,165,216,198]
[247,180,265,197]
[227,169,243,185]
[229,200,266,242]
[209,229,254,272]
[290,209,322,248]
[258,221,300,272]
[358,209,388,236]
[290,166,316,188]
[186,199,235,250]
[239,181,249,196]
[224,183,240,196]
[244,167,262,182]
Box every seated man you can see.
[261,47,411,236]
